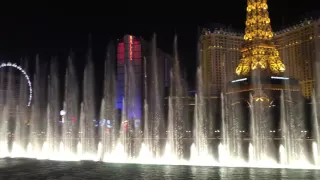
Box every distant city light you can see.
[60,110,66,116]
[134,119,140,128]
[271,76,289,80]
[92,119,113,128]
[71,117,76,122]
[232,78,247,83]
[0,62,32,106]
[106,120,112,128]
[123,120,129,131]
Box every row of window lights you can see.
[206,22,315,38]
[164,130,225,133]
[205,36,316,50]
[29,131,117,136]
[165,131,192,133]
[283,36,314,47]
[274,20,314,35]
[208,46,240,50]
[27,130,310,134]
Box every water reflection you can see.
[0,159,319,179]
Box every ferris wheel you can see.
[0,62,32,106]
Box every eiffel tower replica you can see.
[224,0,303,150]
[227,0,301,101]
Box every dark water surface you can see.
[0,158,319,180]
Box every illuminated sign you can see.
[271,76,289,80]
[72,117,76,122]
[134,119,140,128]
[93,119,113,128]
[232,78,247,83]
[106,120,112,128]
[129,35,133,61]
[122,120,129,131]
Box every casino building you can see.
[200,17,320,99]
[116,35,172,128]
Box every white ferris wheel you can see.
[0,62,32,107]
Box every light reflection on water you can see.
[0,159,319,179]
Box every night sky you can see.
[0,0,319,84]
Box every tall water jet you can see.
[142,54,150,154]
[124,62,140,158]
[101,42,117,155]
[167,35,186,160]
[29,55,46,152]
[142,98,150,152]
[12,105,23,156]
[220,93,229,163]
[42,105,51,158]
[81,39,96,156]
[223,90,245,162]
[78,102,85,156]
[249,91,275,164]
[0,68,7,156]
[192,67,210,161]
[148,34,164,157]
[62,53,78,154]
[99,98,106,156]
[312,90,320,165]
[0,65,12,156]
[13,59,29,155]
[29,56,40,153]
[7,67,16,136]
[313,60,320,165]
[249,70,275,164]
[280,90,308,165]
[118,98,129,159]
[47,58,60,154]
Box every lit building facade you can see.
[201,19,320,99]
[274,18,320,98]
[116,35,172,126]
[117,35,143,122]
[200,26,244,95]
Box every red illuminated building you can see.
[116,35,172,127]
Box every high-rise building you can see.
[200,26,244,95]
[116,35,143,121]
[116,35,172,125]
[274,19,320,98]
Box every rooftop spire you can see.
[244,0,273,41]
[235,0,286,76]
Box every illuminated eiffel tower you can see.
[223,0,304,164]
[225,0,302,101]
[235,0,286,76]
